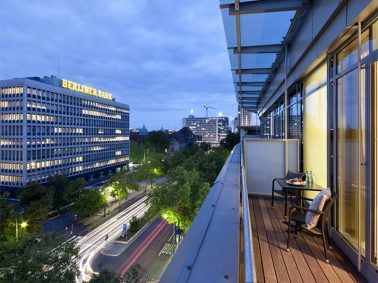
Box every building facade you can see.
[0,76,129,188]
[182,114,229,145]
[239,105,251,126]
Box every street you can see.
[74,195,150,282]
[91,217,175,281]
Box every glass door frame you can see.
[330,19,378,281]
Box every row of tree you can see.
[147,144,229,232]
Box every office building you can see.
[0,76,129,188]
[182,114,229,145]
[239,106,251,126]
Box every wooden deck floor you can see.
[249,195,367,283]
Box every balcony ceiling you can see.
[220,0,311,113]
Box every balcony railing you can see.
[161,145,243,282]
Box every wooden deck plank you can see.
[274,200,326,283]
[258,197,291,283]
[301,228,343,283]
[263,199,303,283]
[250,195,365,283]
[249,197,265,282]
[311,234,367,282]
[275,200,342,283]
[252,197,278,283]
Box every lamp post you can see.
[15,219,27,241]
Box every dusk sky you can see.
[0,0,237,130]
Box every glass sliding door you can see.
[336,40,366,252]
[333,18,378,281]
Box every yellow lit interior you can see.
[303,64,328,197]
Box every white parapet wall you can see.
[243,137,299,195]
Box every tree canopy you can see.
[73,189,106,218]
[148,145,229,232]
[0,234,79,282]
[89,269,123,283]
[220,132,240,150]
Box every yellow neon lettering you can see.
[61,79,112,100]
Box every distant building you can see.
[182,114,229,146]
[130,125,149,144]
[233,116,239,133]
[139,124,149,135]
[239,106,251,126]
[0,76,129,188]
[168,127,198,153]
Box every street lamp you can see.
[15,219,28,241]
[162,212,176,246]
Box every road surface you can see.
[74,195,150,282]
[91,217,175,281]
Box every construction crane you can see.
[203,104,216,117]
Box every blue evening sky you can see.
[0,0,237,130]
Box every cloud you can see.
[0,0,236,129]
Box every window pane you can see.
[337,39,358,74]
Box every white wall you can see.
[244,138,299,195]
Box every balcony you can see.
[250,195,365,282]
[161,142,367,282]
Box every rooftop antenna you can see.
[203,104,216,117]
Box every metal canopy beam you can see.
[237,91,262,95]
[238,98,259,101]
[238,101,259,104]
[233,68,272,74]
[239,100,259,103]
[237,96,260,100]
[231,44,282,54]
[222,0,309,15]
[237,82,265,87]
[238,97,259,100]
[237,94,260,98]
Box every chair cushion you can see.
[305,188,331,229]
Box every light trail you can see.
[118,219,168,276]
[75,195,150,282]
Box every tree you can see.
[47,175,70,210]
[149,167,210,231]
[144,130,169,154]
[0,234,79,282]
[63,178,88,204]
[18,181,49,208]
[128,216,141,235]
[18,182,53,234]
[0,192,14,241]
[147,144,229,232]
[220,132,240,150]
[89,269,123,283]
[124,264,146,283]
[109,170,139,207]
[73,189,106,219]
[130,141,145,164]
